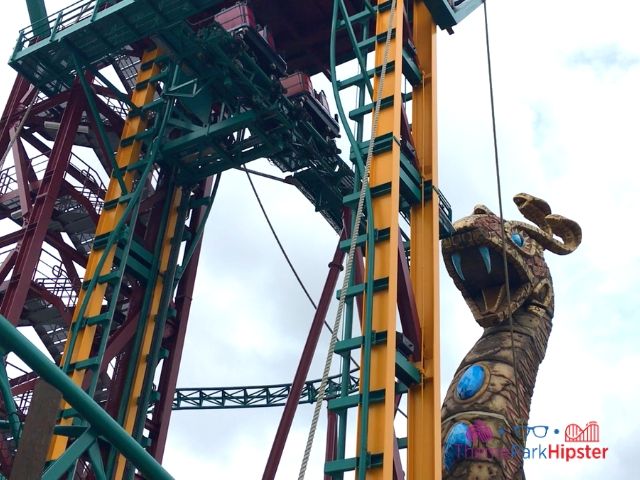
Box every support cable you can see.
[482,0,524,435]
[297,0,398,477]
[243,167,360,370]
[242,166,318,310]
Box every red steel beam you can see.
[262,225,348,480]
[324,410,338,480]
[0,76,31,170]
[11,134,33,218]
[0,83,86,325]
[397,233,422,359]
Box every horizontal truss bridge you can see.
[171,372,360,411]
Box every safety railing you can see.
[0,151,106,215]
[33,249,78,309]
[14,0,126,54]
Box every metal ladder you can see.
[326,1,446,479]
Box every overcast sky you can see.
[1,0,638,478]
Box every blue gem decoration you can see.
[511,232,524,247]
[443,422,472,472]
[456,364,486,400]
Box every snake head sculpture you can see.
[442,193,582,327]
[441,194,581,479]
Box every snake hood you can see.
[442,193,582,327]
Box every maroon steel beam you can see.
[0,230,24,249]
[9,372,38,395]
[324,410,338,480]
[0,83,86,325]
[48,232,82,291]
[392,394,405,480]
[29,282,72,327]
[0,76,31,170]
[262,227,348,480]
[66,161,106,199]
[397,233,422,359]
[101,310,139,373]
[11,134,32,219]
[148,177,214,462]
[45,232,87,268]
[0,250,17,285]
[60,180,101,224]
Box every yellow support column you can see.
[407,3,441,480]
[356,1,404,479]
[47,48,163,461]
[113,186,183,479]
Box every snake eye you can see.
[511,232,524,247]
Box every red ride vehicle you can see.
[281,72,340,139]
[189,1,287,76]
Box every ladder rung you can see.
[53,425,87,438]
[103,192,134,211]
[338,228,390,251]
[396,352,421,387]
[71,357,101,371]
[140,50,159,71]
[99,271,121,284]
[328,389,385,412]
[342,182,392,207]
[126,158,150,172]
[85,312,111,326]
[325,458,357,474]
[91,232,112,250]
[60,408,78,420]
[335,277,389,300]
[349,95,394,121]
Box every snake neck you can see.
[441,300,554,480]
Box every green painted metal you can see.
[422,0,485,29]
[25,0,50,37]
[132,186,190,452]
[329,1,380,477]
[0,362,21,447]
[171,372,359,411]
[0,315,174,480]
[42,428,99,480]
[73,55,128,194]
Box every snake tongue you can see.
[481,285,506,313]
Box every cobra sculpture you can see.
[440,193,581,480]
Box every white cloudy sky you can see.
[1,0,639,478]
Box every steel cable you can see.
[482,0,524,439]
[297,0,398,477]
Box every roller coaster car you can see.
[281,72,340,139]
[210,2,287,76]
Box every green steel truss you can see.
[171,372,360,411]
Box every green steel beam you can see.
[0,363,21,445]
[422,0,485,29]
[171,372,359,411]
[0,315,174,480]
[25,0,50,37]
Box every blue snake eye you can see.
[511,232,524,247]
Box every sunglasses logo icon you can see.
[497,425,549,440]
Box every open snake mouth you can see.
[443,233,531,326]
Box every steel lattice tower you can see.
[0,0,484,478]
